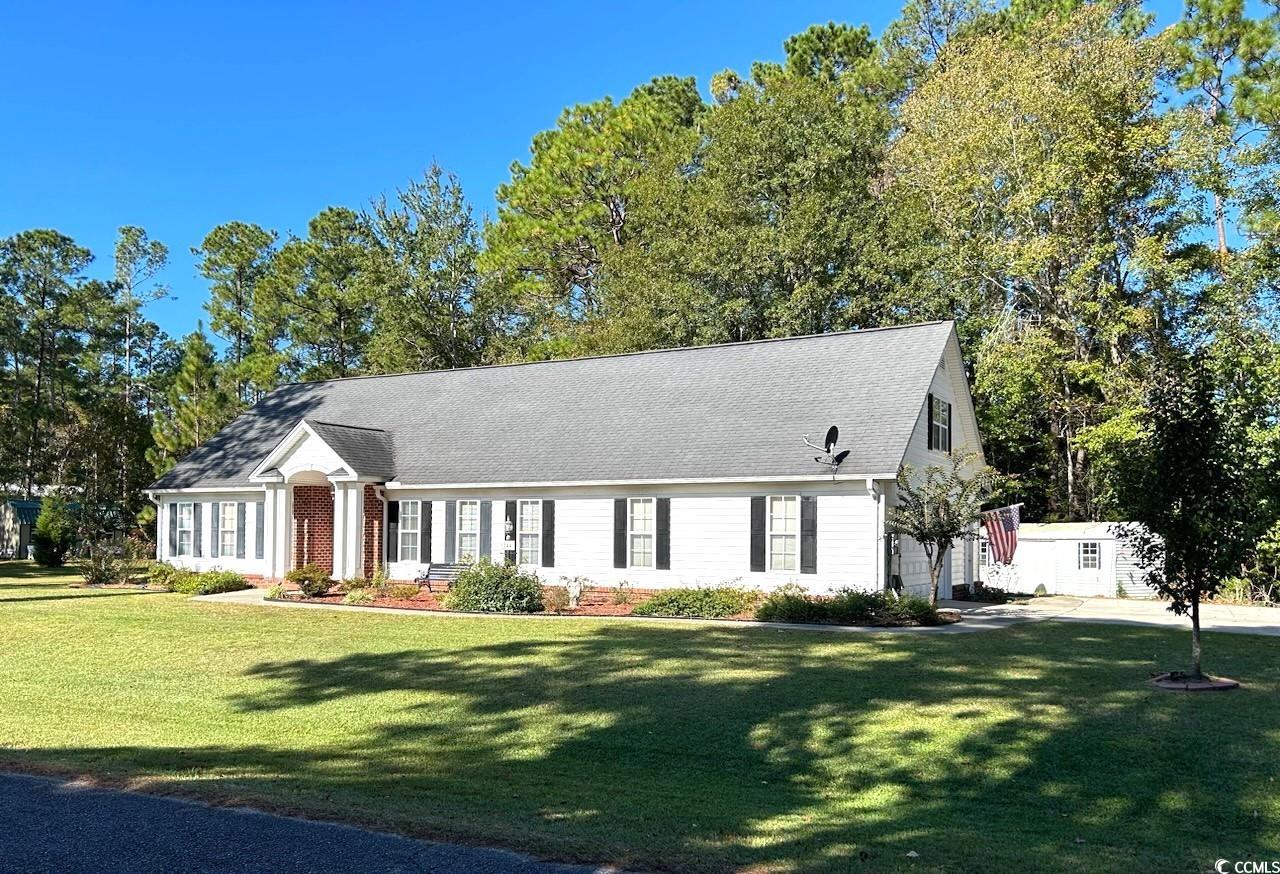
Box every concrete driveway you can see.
[0,772,611,874]
[942,595,1280,637]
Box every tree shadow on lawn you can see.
[0,590,160,604]
[0,561,82,584]
[10,624,1280,872]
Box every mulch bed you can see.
[1149,671,1240,692]
[266,586,959,626]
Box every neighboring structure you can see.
[0,499,40,560]
[978,522,1154,598]
[145,321,984,599]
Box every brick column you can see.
[292,485,334,573]
[362,485,383,579]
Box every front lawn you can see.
[1,562,1277,872]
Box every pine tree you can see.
[146,330,233,476]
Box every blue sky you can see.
[1,1,1186,342]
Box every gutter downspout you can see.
[867,478,883,591]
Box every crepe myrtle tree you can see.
[1118,354,1258,682]
[888,453,1005,605]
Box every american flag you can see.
[982,505,1021,564]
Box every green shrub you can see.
[879,594,939,626]
[543,585,570,614]
[78,538,127,586]
[443,559,543,613]
[755,586,887,625]
[610,581,633,605]
[266,582,288,600]
[342,587,375,605]
[1033,583,1048,597]
[632,586,758,619]
[336,577,367,594]
[171,569,250,596]
[286,564,333,597]
[387,584,421,600]
[32,495,78,567]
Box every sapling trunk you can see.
[1190,593,1203,681]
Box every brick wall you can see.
[292,485,334,573]
[362,485,382,579]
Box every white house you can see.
[145,321,983,600]
[979,522,1154,598]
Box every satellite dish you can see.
[824,425,839,452]
[803,424,848,480]
[833,449,850,465]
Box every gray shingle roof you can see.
[303,420,396,480]
[149,321,955,490]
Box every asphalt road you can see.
[0,772,610,873]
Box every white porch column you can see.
[263,483,290,580]
[331,482,364,580]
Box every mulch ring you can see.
[1149,671,1240,692]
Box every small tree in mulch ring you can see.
[1118,353,1259,689]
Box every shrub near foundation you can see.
[755,586,940,626]
[443,559,544,613]
[632,586,759,619]
[286,564,333,597]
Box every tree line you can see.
[2,0,1278,586]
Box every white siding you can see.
[156,492,269,576]
[977,523,1158,598]
[385,482,880,594]
[889,345,982,599]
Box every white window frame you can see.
[768,495,799,572]
[979,539,989,567]
[517,499,542,566]
[399,500,421,563]
[931,396,951,453]
[218,502,238,558]
[176,502,195,558]
[1079,541,1100,571]
[457,500,480,561]
[628,497,655,569]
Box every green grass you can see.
[1,562,1278,872]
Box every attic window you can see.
[930,396,952,453]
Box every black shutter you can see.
[656,497,670,570]
[210,501,220,556]
[542,500,555,567]
[800,496,817,574]
[479,501,492,559]
[193,503,203,558]
[444,500,456,562]
[254,501,265,560]
[420,501,431,564]
[236,502,246,559]
[945,401,953,452]
[749,496,766,572]
[926,392,935,451]
[168,503,177,558]
[387,500,400,563]
[613,498,627,568]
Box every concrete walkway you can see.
[199,587,1280,637]
[942,594,1280,637]
[197,587,1027,634]
[0,771,609,873]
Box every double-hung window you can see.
[176,502,194,557]
[1079,541,1100,570]
[399,500,421,562]
[518,500,541,565]
[628,498,655,568]
[218,503,237,557]
[979,540,989,567]
[457,500,480,561]
[769,495,799,571]
[930,396,951,453]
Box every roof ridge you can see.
[277,321,955,389]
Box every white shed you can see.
[978,522,1154,598]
